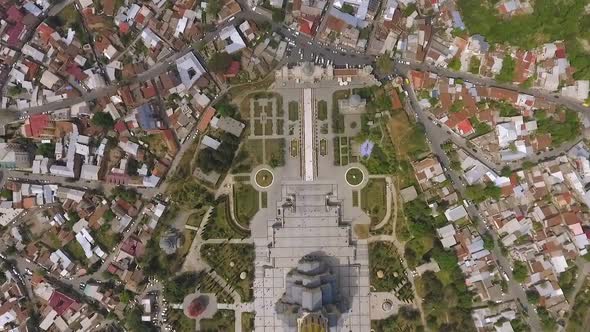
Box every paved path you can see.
[178,206,250,331]
[402,79,543,331]
[372,176,395,230]
[366,173,427,328]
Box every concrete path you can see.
[366,174,427,328]
[372,176,395,231]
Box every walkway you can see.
[180,206,255,331]
[371,176,395,231]
[366,174,427,328]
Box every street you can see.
[402,79,543,331]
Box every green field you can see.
[233,183,259,228]
[202,199,250,240]
[369,242,412,300]
[201,244,255,302]
[361,179,387,224]
[288,101,299,121]
[200,309,236,331]
[317,100,328,120]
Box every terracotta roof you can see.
[456,118,474,135]
[197,107,216,132]
[24,114,50,138]
[48,291,76,316]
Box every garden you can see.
[201,243,255,302]
[202,198,250,240]
[368,242,413,302]
[345,167,364,186]
[233,183,259,228]
[361,179,387,224]
[255,169,274,188]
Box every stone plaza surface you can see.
[252,182,371,331]
[248,76,382,331]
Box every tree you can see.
[125,308,158,332]
[91,112,115,129]
[448,58,461,71]
[207,0,222,18]
[119,290,133,304]
[496,55,515,83]
[272,9,285,22]
[526,289,540,303]
[217,101,237,118]
[8,84,24,96]
[36,143,55,158]
[376,56,393,74]
[482,232,495,250]
[208,52,233,73]
[163,272,199,302]
[340,3,355,14]
[512,261,529,283]
[500,166,512,177]
[450,100,464,113]
[468,56,480,74]
[465,183,501,203]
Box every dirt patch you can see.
[354,224,370,239]
[387,110,414,158]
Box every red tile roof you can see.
[197,107,216,132]
[114,120,127,133]
[456,118,474,136]
[299,18,313,35]
[6,23,24,47]
[555,48,566,59]
[66,64,88,82]
[119,22,130,33]
[225,61,241,77]
[37,23,55,44]
[141,85,157,99]
[24,114,50,138]
[48,291,76,316]
[6,6,24,23]
[120,237,144,257]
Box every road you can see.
[402,79,543,331]
[2,2,586,330]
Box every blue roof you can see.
[451,11,466,30]
[136,104,158,130]
[360,140,375,158]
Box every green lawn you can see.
[317,100,328,120]
[352,191,359,207]
[346,167,364,186]
[255,169,273,187]
[202,199,250,240]
[200,309,235,331]
[332,90,349,134]
[361,179,387,224]
[232,139,264,173]
[288,101,299,121]
[242,312,255,332]
[264,119,273,135]
[266,139,285,167]
[261,192,268,208]
[201,244,255,302]
[95,224,122,251]
[198,273,235,304]
[64,241,88,265]
[369,242,412,300]
[233,183,259,227]
[566,278,590,332]
[186,209,208,228]
[254,120,263,136]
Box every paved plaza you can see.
[249,70,378,331]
